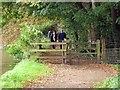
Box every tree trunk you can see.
[116,5,120,47]
[70,15,79,42]
[91,0,98,42]
[74,31,78,41]
[82,1,98,42]
[111,8,117,47]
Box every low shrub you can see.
[95,75,119,88]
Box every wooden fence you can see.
[30,40,100,64]
[30,42,67,63]
[67,40,100,64]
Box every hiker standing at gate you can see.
[50,30,57,49]
[57,29,66,49]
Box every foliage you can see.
[40,36,50,49]
[2,2,120,61]
[20,20,54,43]
[36,2,120,42]
[38,2,80,41]
[2,2,120,42]
[1,2,41,27]
[94,64,119,88]
[0,59,53,88]
[5,20,54,60]
[95,75,119,88]
[2,2,22,26]
[5,43,24,60]
[19,20,53,52]
[116,17,120,24]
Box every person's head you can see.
[60,29,63,33]
[53,30,56,34]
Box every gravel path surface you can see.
[25,63,118,88]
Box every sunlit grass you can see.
[0,59,53,88]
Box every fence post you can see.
[101,38,107,63]
[62,41,66,64]
[64,42,67,63]
[69,40,72,64]
[97,39,100,63]
[75,41,79,64]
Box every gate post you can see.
[69,40,72,64]
[97,39,100,63]
[75,41,79,64]
[101,38,107,63]
[62,41,67,64]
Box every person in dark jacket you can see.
[50,30,57,49]
[57,29,66,49]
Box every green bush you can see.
[41,36,50,49]
[5,43,23,60]
[95,64,119,88]
[5,21,53,60]
[95,75,119,88]
[0,59,53,88]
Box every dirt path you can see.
[25,63,118,88]
[0,34,2,45]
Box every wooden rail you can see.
[30,42,67,63]
[30,40,100,64]
[68,40,101,64]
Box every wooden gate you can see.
[67,40,100,64]
[30,40,100,64]
[30,42,67,63]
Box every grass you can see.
[0,59,53,88]
[109,64,118,70]
[94,64,119,88]
[95,75,119,88]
